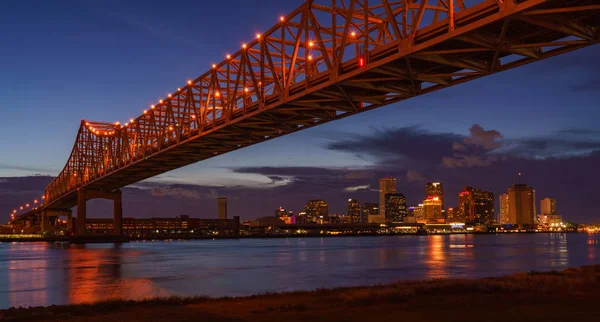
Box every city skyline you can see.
[1,0,600,224]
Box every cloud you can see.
[406,171,425,182]
[463,124,503,150]
[344,185,371,192]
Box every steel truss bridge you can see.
[8,0,599,234]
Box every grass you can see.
[3,265,600,321]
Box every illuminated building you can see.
[540,198,557,215]
[409,204,424,221]
[508,184,536,226]
[425,182,444,209]
[361,203,378,223]
[446,207,456,222]
[457,186,494,224]
[304,200,329,224]
[347,199,361,223]
[385,193,407,223]
[275,207,287,217]
[499,193,509,224]
[423,197,443,221]
[379,177,396,219]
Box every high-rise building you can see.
[499,193,509,225]
[361,203,379,223]
[412,204,424,221]
[446,207,456,222]
[457,186,494,224]
[385,193,407,223]
[275,207,287,217]
[218,198,227,219]
[423,196,443,221]
[540,198,557,215]
[508,184,536,226]
[304,200,328,224]
[425,182,444,209]
[347,199,361,223]
[379,177,397,218]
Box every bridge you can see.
[7,0,599,234]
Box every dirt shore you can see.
[2,265,600,321]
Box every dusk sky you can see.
[1,0,599,223]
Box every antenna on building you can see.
[516,172,522,184]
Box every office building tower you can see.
[540,198,557,215]
[508,184,536,226]
[499,193,509,225]
[347,199,361,223]
[425,182,444,209]
[423,196,443,221]
[385,193,407,223]
[457,186,494,224]
[361,203,379,223]
[218,198,227,219]
[304,200,329,224]
[379,177,397,218]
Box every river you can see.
[1,233,599,309]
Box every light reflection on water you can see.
[0,233,599,309]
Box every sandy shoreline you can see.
[2,265,600,321]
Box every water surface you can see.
[1,233,599,309]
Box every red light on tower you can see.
[359,57,365,67]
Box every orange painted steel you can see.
[9,0,600,224]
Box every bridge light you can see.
[308,55,313,60]
[115,121,120,125]
[187,80,192,85]
[159,100,163,103]
[26,204,29,208]
[20,207,23,210]
[280,16,285,22]
[308,41,314,47]
[143,110,147,114]
[177,88,181,91]
[212,64,217,69]
[359,57,365,67]
[226,54,231,59]
[129,119,134,123]
[168,94,172,98]
[215,91,220,97]
[256,33,261,39]
[191,115,196,119]
[242,43,247,49]
[244,87,249,93]
[150,105,155,109]
[350,31,356,37]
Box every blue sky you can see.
[1,0,599,222]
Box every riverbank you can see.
[2,265,600,321]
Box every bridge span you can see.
[8,0,600,234]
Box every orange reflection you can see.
[8,243,50,308]
[424,235,448,278]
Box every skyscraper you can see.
[540,198,557,215]
[499,193,509,225]
[425,182,444,209]
[384,193,407,223]
[304,200,328,224]
[457,186,494,224]
[379,177,397,219]
[361,203,379,223]
[347,199,361,223]
[508,184,536,226]
[423,196,443,221]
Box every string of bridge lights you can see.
[10,195,46,220]
[8,15,363,221]
[83,15,359,136]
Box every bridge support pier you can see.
[41,210,47,232]
[77,189,87,235]
[76,189,123,236]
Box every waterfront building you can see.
[379,177,397,219]
[423,197,443,221]
[457,186,494,224]
[218,197,228,219]
[499,193,509,225]
[507,184,536,226]
[347,199,361,223]
[275,207,287,217]
[410,204,424,221]
[446,207,456,222]
[385,193,407,223]
[540,198,557,215]
[425,182,444,209]
[304,200,329,224]
[361,203,379,223]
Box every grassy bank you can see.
[2,265,600,321]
